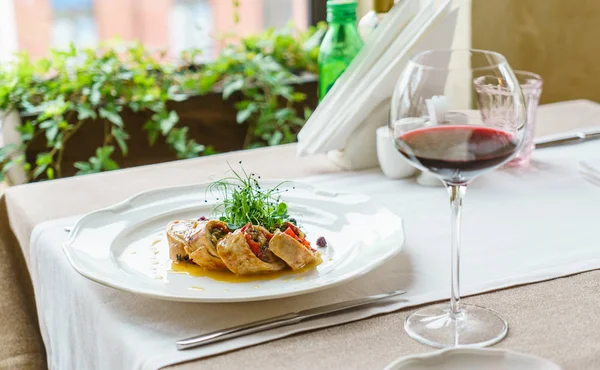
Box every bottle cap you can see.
[373,0,394,13]
[326,0,358,22]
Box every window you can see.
[4,0,313,59]
[170,0,214,59]
[264,0,293,29]
[51,0,97,49]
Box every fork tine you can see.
[579,161,599,175]
[580,170,600,187]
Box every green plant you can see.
[208,162,291,232]
[0,23,325,182]
[0,43,207,181]
[184,23,325,148]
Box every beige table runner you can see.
[2,99,600,369]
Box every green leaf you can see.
[236,103,257,124]
[99,107,123,127]
[17,121,35,141]
[203,146,217,156]
[275,202,287,216]
[77,104,97,120]
[275,85,293,100]
[303,107,313,120]
[291,92,306,102]
[268,131,283,146]
[46,124,59,143]
[35,152,53,166]
[303,27,326,51]
[39,120,54,129]
[38,98,70,120]
[274,108,294,122]
[143,120,160,146]
[95,145,115,160]
[75,145,120,174]
[160,111,179,135]
[198,71,221,93]
[222,78,244,99]
[0,144,18,162]
[46,167,55,180]
[2,161,15,175]
[129,102,141,112]
[90,82,102,105]
[74,162,91,172]
[102,158,119,171]
[111,127,130,156]
[32,164,48,179]
[166,127,188,153]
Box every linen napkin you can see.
[29,137,600,370]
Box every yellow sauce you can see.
[170,255,322,283]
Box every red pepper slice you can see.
[284,227,313,250]
[244,234,260,256]
[262,229,274,241]
[300,238,312,249]
[283,222,300,236]
[284,227,297,239]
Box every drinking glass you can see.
[508,71,543,166]
[474,70,543,167]
[389,49,526,348]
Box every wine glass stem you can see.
[447,184,467,316]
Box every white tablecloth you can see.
[29,137,600,370]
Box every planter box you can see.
[2,77,317,184]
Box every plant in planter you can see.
[0,23,325,183]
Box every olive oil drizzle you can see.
[170,254,322,283]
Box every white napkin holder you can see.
[327,100,390,170]
[375,126,417,179]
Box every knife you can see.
[535,130,600,148]
[176,290,407,350]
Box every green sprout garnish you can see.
[207,163,292,232]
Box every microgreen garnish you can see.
[208,164,291,231]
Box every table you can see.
[2,100,600,369]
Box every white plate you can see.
[63,181,404,302]
[384,348,563,370]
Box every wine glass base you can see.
[404,303,508,348]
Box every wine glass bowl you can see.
[390,49,526,348]
[391,49,526,185]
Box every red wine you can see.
[397,125,518,183]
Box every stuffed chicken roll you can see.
[185,220,230,270]
[166,219,197,263]
[217,223,286,275]
[269,222,318,270]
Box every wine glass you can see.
[390,49,526,348]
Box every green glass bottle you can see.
[318,0,364,101]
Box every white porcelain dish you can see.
[63,181,405,302]
[384,348,563,370]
